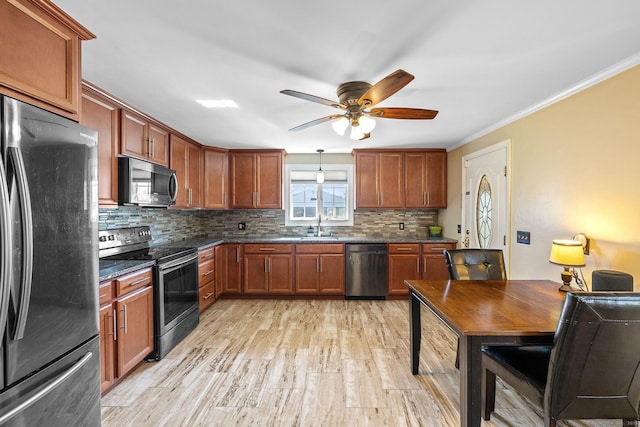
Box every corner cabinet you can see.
[0,0,95,120]
[230,150,284,209]
[354,149,447,209]
[170,134,202,208]
[121,109,170,166]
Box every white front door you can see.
[461,140,511,271]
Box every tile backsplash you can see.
[99,207,439,243]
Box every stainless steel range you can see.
[99,226,199,360]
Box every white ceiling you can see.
[56,0,640,153]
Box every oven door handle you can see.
[158,253,198,271]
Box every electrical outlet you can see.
[238,222,246,231]
[399,223,405,230]
[517,231,530,244]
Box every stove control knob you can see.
[99,236,107,242]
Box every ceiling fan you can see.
[280,69,438,140]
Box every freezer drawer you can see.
[0,336,101,427]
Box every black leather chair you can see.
[482,292,640,426]
[444,248,507,281]
[443,248,507,368]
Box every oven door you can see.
[155,253,199,336]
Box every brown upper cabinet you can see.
[0,0,95,120]
[203,148,228,209]
[170,134,202,208]
[230,150,284,209]
[80,85,119,207]
[354,149,447,209]
[121,109,170,167]
[404,150,447,208]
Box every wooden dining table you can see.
[405,279,568,427]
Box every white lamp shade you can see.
[332,116,349,136]
[549,240,585,267]
[359,115,376,133]
[316,170,325,184]
[350,125,365,140]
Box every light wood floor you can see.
[101,299,620,426]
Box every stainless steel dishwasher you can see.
[345,244,388,299]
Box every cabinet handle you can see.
[268,257,271,273]
[416,258,420,273]
[150,137,155,158]
[235,247,240,263]
[319,258,323,272]
[129,278,148,287]
[259,247,275,251]
[203,292,214,300]
[256,192,260,206]
[99,293,107,298]
[112,309,117,341]
[223,192,226,206]
[123,304,128,334]
[397,247,414,251]
[189,188,192,205]
[203,270,214,276]
[264,257,268,273]
[427,192,430,206]
[423,192,427,206]
[430,247,446,251]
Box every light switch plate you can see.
[517,231,530,244]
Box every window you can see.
[285,164,354,226]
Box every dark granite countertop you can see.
[99,259,155,282]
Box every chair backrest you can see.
[592,269,634,291]
[546,292,640,422]
[443,249,507,280]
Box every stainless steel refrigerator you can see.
[0,96,101,426]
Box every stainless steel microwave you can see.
[118,157,177,207]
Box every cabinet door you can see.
[295,254,320,294]
[425,151,447,208]
[379,152,404,208]
[203,149,228,209]
[188,142,202,207]
[319,254,345,294]
[244,254,269,294]
[404,152,427,208]
[422,243,455,280]
[255,152,282,209]
[388,254,420,296]
[170,135,189,207]
[81,89,119,207]
[121,110,148,159]
[99,304,115,394]
[355,152,379,208]
[149,124,170,167]
[216,244,243,295]
[230,152,256,208]
[269,254,293,294]
[116,287,153,377]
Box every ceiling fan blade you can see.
[357,69,414,107]
[289,114,344,131]
[280,90,344,109]
[368,107,439,120]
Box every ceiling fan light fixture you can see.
[359,115,376,133]
[331,116,349,136]
[350,125,365,140]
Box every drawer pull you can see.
[203,270,214,276]
[430,247,446,251]
[203,292,214,300]
[99,293,107,298]
[397,247,414,251]
[259,247,276,251]
[129,278,148,287]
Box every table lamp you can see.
[549,239,585,291]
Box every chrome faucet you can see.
[316,215,323,237]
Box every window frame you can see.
[284,163,354,227]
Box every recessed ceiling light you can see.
[196,99,238,108]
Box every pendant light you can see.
[316,149,325,184]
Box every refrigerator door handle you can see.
[8,147,34,341]
[0,351,94,425]
[0,157,12,341]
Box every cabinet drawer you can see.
[199,259,215,285]
[198,247,215,262]
[244,243,293,254]
[388,244,420,254]
[115,267,153,297]
[421,243,456,253]
[295,243,344,254]
[199,282,216,312]
[99,280,114,305]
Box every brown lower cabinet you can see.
[99,267,154,394]
[243,244,293,294]
[387,242,456,296]
[295,244,345,294]
[198,247,216,312]
[215,244,243,295]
